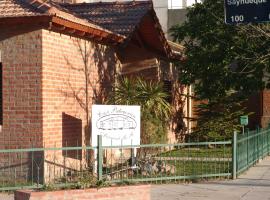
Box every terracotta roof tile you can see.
[0,0,153,38]
[0,0,119,34]
[60,1,153,37]
[0,0,46,18]
[0,0,176,59]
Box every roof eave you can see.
[50,16,125,45]
[0,15,125,45]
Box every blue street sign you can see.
[225,0,270,24]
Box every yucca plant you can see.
[108,77,172,144]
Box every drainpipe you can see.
[189,85,192,133]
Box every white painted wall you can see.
[168,0,202,9]
[152,0,168,36]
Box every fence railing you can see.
[0,140,232,191]
[0,128,270,191]
[99,140,232,184]
[0,146,96,191]
[235,128,270,176]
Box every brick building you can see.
[0,0,188,182]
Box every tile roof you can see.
[0,0,46,18]
[0,0,118,33]
[60,1,153,37]
[0,0,178,59]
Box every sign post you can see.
[225,0,270,24]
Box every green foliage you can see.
[171,0,270,100]
[191,95,249,141]
[40,183,57,191]
[108,77,172,144]
[170,0,269,139]
[143,112,168,144]
[110,78,171,119]
[75,171,98,189]
[40,171,108,191]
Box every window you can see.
[163,80,173,103]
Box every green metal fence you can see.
[0,139,232,191]
[0,146,97,191]
[235,128,270,176]
[100,140,232,183]
[1,128,270,191]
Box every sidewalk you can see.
[151,156,270,200]
[0,192,13,200]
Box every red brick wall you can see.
[261,90,270,128]
[246,90,270,129]
[15,185,151,200]
[0,29,43,183]
[41,29,118,148]
[0,30,43,149]
[0,28,118,181]
[246,92,262,129]
[41,30,118,180]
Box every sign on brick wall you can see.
[92,105,141,147]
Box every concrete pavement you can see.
[0,192,13,200]
[151,156,270,200]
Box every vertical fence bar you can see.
[247,130,249,167]
[97,135,103,181]
[232,131,237,179]
[256,128,259,161]
[266,130,269,156]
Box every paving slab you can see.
[0,192,14,200]
[151,156,270,200]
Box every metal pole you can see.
[97,135,103,181]
[247,129,249,167]
[256,128,260,162]
[232,131,237,179]
[267,129,270,155]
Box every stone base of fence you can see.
[14,185,151,200]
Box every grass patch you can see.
[159,147,232,158]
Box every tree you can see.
[170,0,270,137]
[171,0,270,101]
[191,95,247,141]
[108,78,171,144]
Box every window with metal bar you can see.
[163,80,173,104]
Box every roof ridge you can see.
[20,0,52,12]
[61,0,153,6]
